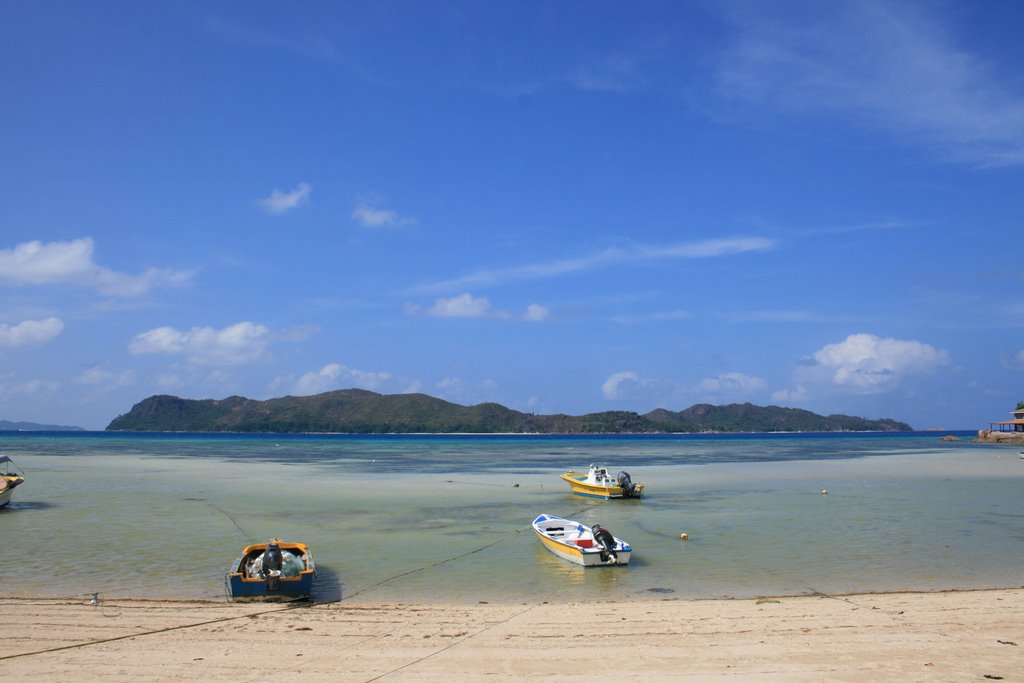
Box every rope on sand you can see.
[360,582,563,683]
[1,503,597,662]
[0,599,308,662]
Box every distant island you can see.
[0,419,85,432]
[106,390,912,434]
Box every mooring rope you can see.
[315,503,594,604]
[0,599,308,662]
[2,505,598,661]
[360,589,559,683]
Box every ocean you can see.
[1,431,1021,604]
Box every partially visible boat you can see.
[532,514,632,566]
[226,539,316,599]
[559,463,643,499]
[0,456,25,508]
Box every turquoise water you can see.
[1,431,1021,604]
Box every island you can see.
[106,390,912,434]
[0,419,85,432]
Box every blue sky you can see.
[2,1,1022,430]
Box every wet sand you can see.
[3,589,1023,681]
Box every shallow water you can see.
[1,431,1021,604]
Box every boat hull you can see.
[227,540,316,599]
[559,472,644,500]
[532,514,632,566]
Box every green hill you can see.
[106,390,912,433]
[645,403,911,433]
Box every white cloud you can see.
[74,366,136,387]
[0,238,190,297]
[601,371,686,406]
[351,202,416,229]
[698,372,768,396]
[0,377,60,400]
[204,18,339,61]
[436,376,469,396]
[434,376,498,404]
[602,371,640,400]
[417,295,548,322]
[569,51,650,93]
[782,333,950,398]
[727,309,817,323]
[652,310,692,321]
[612,309,693,325]
[292,363,393,395]
[813,333,949,391]
[0,317,63,348]
[717,1,1024,166]
[416,236,776,293]
[157,372,185,388]
[427,293,493,318]
[130,321,270,365]
[523,304,550,322]
[259,182,311,214]
[1002,349,1024,371]
[771,385,808,403]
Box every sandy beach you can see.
[3,589,1022,681]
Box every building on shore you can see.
[988,404,1024,433]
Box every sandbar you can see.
[3,589,1023,681]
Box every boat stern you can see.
[227,540,316,600]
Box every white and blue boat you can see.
[532,514,632,566]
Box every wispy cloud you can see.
[435,376,498,405]
[0,317,64,348]
[0,238,190,297]
[258,182,311,214]
[716,1,1024,167]
[601,371,642,400]
[426,293,494,319]
[416,293,550,322]
[205,18,338,61]
[0,377,59,400]
[725,309,818,323]
[416,236,776,293]
[698,372,768,396]
[794,219,918,238]
[1000,349,1024,372]
[612,309,693,325]
[351,201,417,229]
[523,304,550,322]
[291,363,394,395]
[74,366,136,388]
[567,49,654,93]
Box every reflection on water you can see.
[1,431,1022,604]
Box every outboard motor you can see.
[591,524,618,564]
[263,542,284,590]
[616,471,635,497]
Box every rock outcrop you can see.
[976,429,1024,444]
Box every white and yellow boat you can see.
[0,455,25,508]
[532,514,632,566]
[559,463,643,499]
